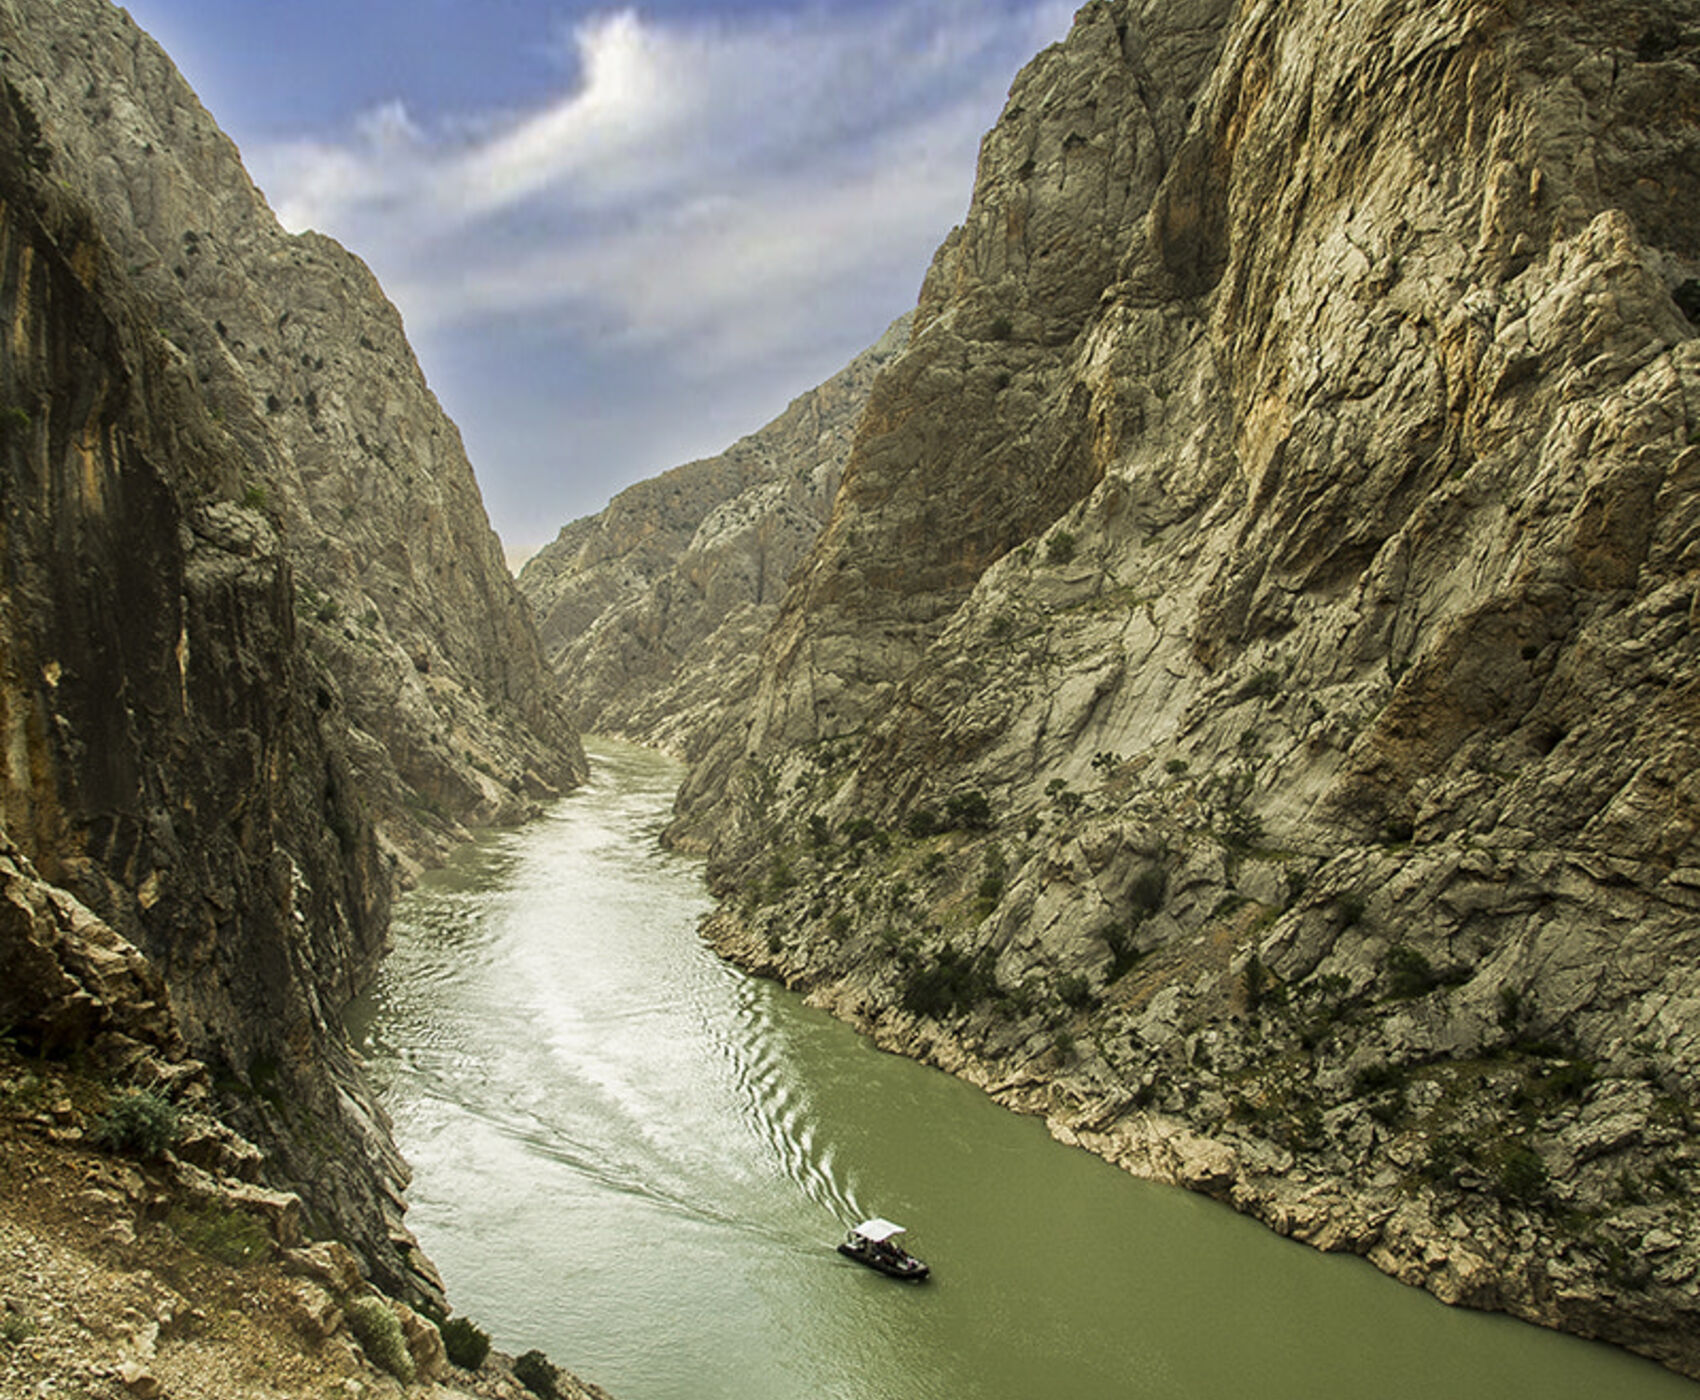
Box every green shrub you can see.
[1218,806,1264,850]
[439,1315,492,1370]
[1494,1143,1550,1204]
[841,817,878,845]
[1056,973,1096,1010]
[1534,1058,1597,1101]
[1240,668,1282,700]
[944,790,993,831]
[1128,865,1167,918]
[92,1089,180,1158]
[902,807,941,839]
[345,1296,415,1382]
[1421,1131,1475,1184]
[1351,1062,1410,1126]
[514,1349,559,1398]
[1045,530,1077,565]
[166,1201,271,1266]
[1385,944,1437,998]
[901,946,998,1017]
[1104,925,1144,982]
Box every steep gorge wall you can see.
[676,0,1700,1376]
[0,81,426,1293]
[1,0,584,878]
[519,315,909,758]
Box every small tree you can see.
[514,1349,560,1399]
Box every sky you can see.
[120,0,1077,566]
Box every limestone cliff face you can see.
[0,0,587,1302]
[0,83,428,1294]
[519,315,908,757]
[677,0,1700,1376]
[1,0,585,878]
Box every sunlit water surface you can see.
[347,740,1698,1400]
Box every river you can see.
[345,740,1698,1399]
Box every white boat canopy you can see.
[851,1218,907,1242]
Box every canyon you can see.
[5,0,1700,1390]
[544,0,1700,1379]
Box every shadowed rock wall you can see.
[0,0,584,880]
[0,80,430,1293]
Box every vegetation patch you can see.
[345,1296,415,1382]
[92,1089,180,1159]
[165,1200,272,1267]
[1352,1061,1410,1126]
[1056,973,1097,1011]
[901,946,999,1018]
[514,1348,561,1398]
[439,1314,492,1370]
[1383,944,1469,999]
[1491,1140,1551,1205]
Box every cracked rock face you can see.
[519,315,910,760]
[0,93,423,1292]
[0,0,586,1300]
[674,0,1700,1376]
[0,0,585,877]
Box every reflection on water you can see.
[348,740,1699,1400]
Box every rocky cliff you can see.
[518,315,909,758]
[1,0,585,879]
[673,0,1700,1377]
[0,0,582,1305]
[0,68,422,1293]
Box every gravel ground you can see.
[0,1055,608,1400]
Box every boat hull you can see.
[837,1241,930,1281]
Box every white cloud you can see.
[251,2,1073,365]
[243,0,1077,543]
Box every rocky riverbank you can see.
[0,1050,609,1400]
[0,832,605,1400]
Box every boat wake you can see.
[711,971,866,1231]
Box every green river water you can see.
[346,740,1699,1400]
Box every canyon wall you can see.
[1,0,584,880]
[519,315,909,758]
[673,0,1700,1376]
[0,0,583,1299]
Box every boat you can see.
[836,1217,930,1281]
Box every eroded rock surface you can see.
[520,316,909,758]
[676,0,1700,1377]
[1,0,584,877]
[0,0,586,1302]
